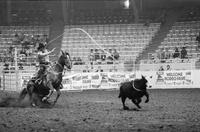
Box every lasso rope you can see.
[48,27,115,61]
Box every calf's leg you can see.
[144,92,149,103]
[132,99,141,109]
[121,96,129,110]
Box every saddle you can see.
[35,72,47,85]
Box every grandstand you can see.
[0,0,200,91]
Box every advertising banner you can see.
[91,73,102,89]
[155,70,193,88]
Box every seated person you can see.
[173,47,180,58]
[180,47,187,59]
[113,49,120,60]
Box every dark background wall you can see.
[1,0,200,25]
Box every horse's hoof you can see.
[32,103,36,107]
[123,106,129,110]
[137,106,141,109]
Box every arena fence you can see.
[1,69,200,92]
[1,47,200,91]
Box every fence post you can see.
[14,47,19,91]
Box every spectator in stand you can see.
[160,48,166,63]
[113,49,120,60]
[181,46,187,59]
[89,49,94,69]
[173,47,180,58]
[196,32,200,50]
[100,49,106,62]
[107,49,114,64]
[18,63,24,70]
[94,49,100,64]
[73,57,78,65]
[20,48,28,57]
[165,48,171,59]
[12,33,20,45]
[107,49,113,60]
[3,62,9,73]
[156,49,162,60]
[77,57,83,65]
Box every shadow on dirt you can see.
[0,94,54,108]
[119,107,149,112]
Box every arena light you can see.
[124,0,130,9]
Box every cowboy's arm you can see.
[38,48,55,57]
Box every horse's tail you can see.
[18,88,28,102]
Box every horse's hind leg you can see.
[29,93,36,107]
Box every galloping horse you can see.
[18,50,72,106]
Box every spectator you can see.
[156,49,162,60]
[173,47,180,58]
[73,57,77,65]
[12,33,20,45]
[89,49,94,68]
[94,49,100,62]
[77,57,84,65]
[165,48,171,59]
[18,63,24,70]
[3,63,9,73]
[113,49,120,60]
[180,47,187,59]
[160,48,165,63]
[20,48,28,57]
[196,32,200,50]
[107,49,114,61]
[100,49,107,62]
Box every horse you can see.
[18,50,72,107]
[118,75,149,110]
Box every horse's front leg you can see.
[53,89,61,105]
[42,82,54,101]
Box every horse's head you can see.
[59,50,72,70]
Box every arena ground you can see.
[0,89,200,132]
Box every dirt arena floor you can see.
[0,88,200,132]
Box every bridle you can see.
[51,54,71,75]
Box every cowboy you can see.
[35,43,55,84]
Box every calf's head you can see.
[136,75,149,91]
